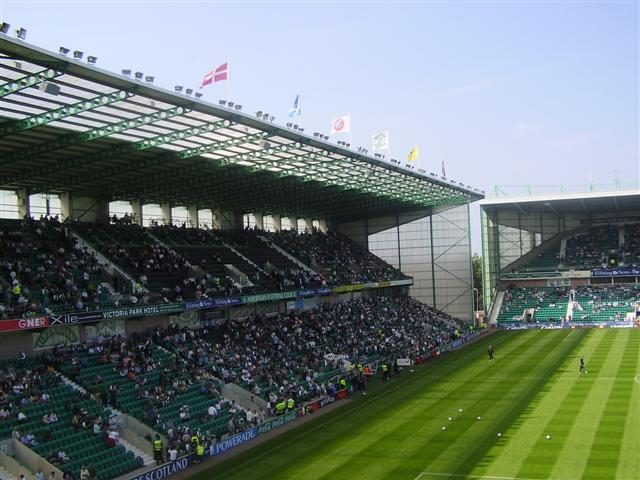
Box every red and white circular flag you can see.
[330,114,351,134]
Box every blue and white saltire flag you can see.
[288,94,301,117]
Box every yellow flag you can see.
[408,146,419,161]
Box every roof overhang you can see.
[480,190,640,216]
[0,35,483,222]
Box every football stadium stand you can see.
[497,287,569,323]
[268,229,408,285]
[1,296,466,477]
[2,218,408,320]
[622,223,640,267]
[514,222,639,274]
[572,284,640,322]
[481,192,640,326]
[0,32,483,480]
[0,217,110,318]
[0,357,144,480]
[497,284,640,324]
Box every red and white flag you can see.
[330,114,351,134]
[200,62,228,88]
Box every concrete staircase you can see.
[257,235,317,274]
[71,231,137,291]
[221,241,267,278]
[119,438,154,467]
[35,376,153,469]
[58,373,87,395]
[566,290,575,321]
[0,465,18,480]
[559,238,568,260]
[145,230,171,250]
[488,291,505,325]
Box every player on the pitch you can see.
[579,356,586,373]
[488,344,494,360]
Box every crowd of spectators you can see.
[562,225,620,270]
[573,284,640,321]
[83,224,252,302]
[220,228,326,290]
[1,219,415,319]
[15,295,464,459]
[106,242,192,302]
[499,286,569,322]
[0,217,107,319]
[622,223,640,267]
[268,228,406,285]
[561,223,640,271]
[129,296,464,426]
[0,354,132,480]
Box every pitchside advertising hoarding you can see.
[208,427,258,456]
[499,321,636,329]
[0,316,49,332]
[127,396,343,480]
[129,456,193,480]
[591,268,640,277]
[0,279,415,334]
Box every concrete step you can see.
[100,281,116,295]
[257,235,317,274]
[119,438,154,467]
[58,373,87,395]
[70,231,137,291]
[0,465,18,480]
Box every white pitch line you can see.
[415,472,552,480]
[420,374,627,382]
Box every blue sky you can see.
[2,0,638,250]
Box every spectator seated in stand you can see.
[0,355,144,480]
[0,216,110,319]
[267,228,407,285]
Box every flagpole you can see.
[227,58,231,103]
[348,112,352,145]
[387,132,391,163]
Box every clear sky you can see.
[2,0,639,251]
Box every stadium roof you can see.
[479,190,640,216]
[0,36,483,222]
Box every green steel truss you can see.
[0,104,194,165]
[41,129,267,190]
[0,68,64,98]
[0,88,138,136]
[0,35,483,221]
[2,118,235,184]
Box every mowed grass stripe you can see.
[615,330,640,480]
[472,327,601,479]
[425,329,587,480]
[321,331,572,480]
[515,329,619,479]
[189,330,514,480]
[189,330,638,480]
[583,329,639,480]
[245,331,534,480]
[549,329,628,479]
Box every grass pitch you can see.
[189,329,640,480]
